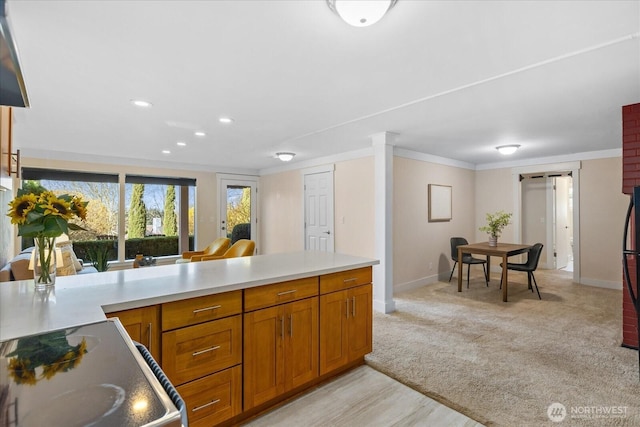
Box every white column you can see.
[372,132,396,314]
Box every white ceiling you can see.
[6,0,640,173]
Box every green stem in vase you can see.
[36,236,56,284]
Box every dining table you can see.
[457,241,532,302]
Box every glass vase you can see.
[34,236,57,290]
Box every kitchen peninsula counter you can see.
[0,251,378,341]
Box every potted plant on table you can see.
[479,210,512,247]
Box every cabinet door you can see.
[107,305,161,362]
[285,297,318,390]
[319,290,348,375]
[348,284,372,361]
[244,305,285,409]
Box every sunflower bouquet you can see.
[7,188,88,285]
[6,329,88,385]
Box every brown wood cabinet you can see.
[176,366,241,427]
[0,106,11,178]
[319,268,372,375]
[244,295,318,410]
[161,291,243,426]
[105,266,373,426]
[106,305,161,362]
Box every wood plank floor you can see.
[242,366,484,427]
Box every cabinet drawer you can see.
[320,267,372,294]
[162,290,242,331]
[244,277,318,312]
[177,365,242,427]
[162,315,242,385]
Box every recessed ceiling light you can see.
[496,144,521,155]
[131,99,152,108]
[194,131,206,137]
[176,141,186,147]
[162,150,171,154]
[219,116,234,124]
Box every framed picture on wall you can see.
[428,184,452,222]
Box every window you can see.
[124,175,195,259]
[21,168,195,263]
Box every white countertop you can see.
[0,251,378,341]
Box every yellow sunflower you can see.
[8,357,37,385]
[41,192,73,220]
[7,193,37,224]
[71,195,88,221]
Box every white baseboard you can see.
[394,273,443,294]
[580,277,622,290]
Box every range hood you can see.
[0,0,28,107]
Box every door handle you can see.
[323,231,331,235]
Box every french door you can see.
[218,176,257,248]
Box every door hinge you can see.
[554,252,557,257]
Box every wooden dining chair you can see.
[448,237,488,288]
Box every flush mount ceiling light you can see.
[176,141,186,147]
[276,152,295,162]
[327,0,398,27]
[496,144,521,155]
[194,131,206,137]
[131,99,152,108]
[161,150,171,154]
[218,116,234,124]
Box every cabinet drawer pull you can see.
[192,304,222,314]
[192,345,221,356]
[277,289,297,296]
[343,278,357,283]
[192,399,221,412]
[289,314,293,337]
[280,316,285,339]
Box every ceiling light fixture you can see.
[162,150,171,154]
[219,117,234,124]
[194,131,206,137]
[176,141,186,147]
[276,152,295,162]
[326,0,398,27]
[496,144,521,155]
[131,99,152,108]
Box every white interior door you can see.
[218,176,257,247]
[304,171,334,252]
[553,176,572,270]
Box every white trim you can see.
[301,164,335,175]
[394,147,476,170]
[512,161,581,175]
[477,149,619,171]
[217,175,259,252]
[21,148,259,175]
[580,278,623,290]
[259,147,372,176]
[394,274,441,294]
[512,162,581,284]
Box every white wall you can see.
[393,156,476,291]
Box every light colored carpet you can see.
[366,269,640,426]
